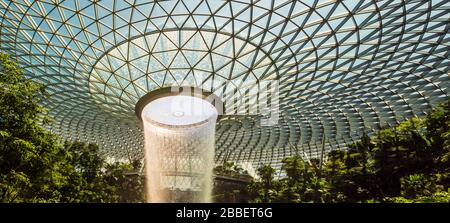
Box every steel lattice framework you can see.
[0,0,449,169]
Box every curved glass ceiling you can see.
[89,29,275,115]
[0,0,449,169]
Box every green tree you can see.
[0,53,144,203]
[424,101,450,167]
[103,161,144,203]
[213,161,252,203]
[248,165,278,203]
[246,100,450,203]
[0,53,76,202]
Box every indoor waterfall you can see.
[141,95,217,202]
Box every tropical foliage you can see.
[247,99,450,203]
[213,161,252,202]
[0,53,143,202]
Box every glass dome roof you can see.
[0,0,449,169]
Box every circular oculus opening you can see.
[142,95,218,127]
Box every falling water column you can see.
[141,96,217,202]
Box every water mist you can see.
[141,95,217,202]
